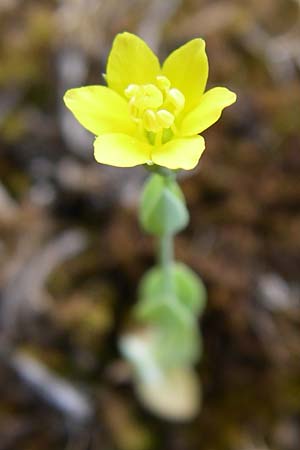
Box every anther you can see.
[129,97,140,120]
[124,84,139,98]
[143,109,160,132]
[156,109,174,128]
[167,88,185,112]
[156,75,171,92]
[141,84,163,109]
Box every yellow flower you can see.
[64,32,236,170]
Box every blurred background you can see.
[1,0,300,449]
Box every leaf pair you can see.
[139,173,189,235]
[134,263,206,367]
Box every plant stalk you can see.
[159,231,174,294]
[158,170,175,295]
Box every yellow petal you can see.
[106,32,160,96]
[180,87,237,136]
[94,133,151,167]
[64,86,134,136]
[162,39,208,113]
[151,136,205,170]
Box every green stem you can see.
[157,170,176,295]
[145,164,176,179]
[158,232,174,294]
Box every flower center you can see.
[124,75,185,144]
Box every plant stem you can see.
[159,231,173,268]
[158,163,176,294]
[157,170,178,295]
[159,232,174,295]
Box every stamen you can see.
[154,129,163,147]
[140,84,163,109]
[156,75,171,92]
[156,109,174,128]
[124,84,139,98]
[129,97,140,120]
[124,80,185,145]
[143,109,160,133]
[167,88,185,112]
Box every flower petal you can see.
[64,86,134,136]
[180,87,237,136]
[106,32,160,96]
[162,39,208,113]
[151,136,205,170]
[94,133,151,167]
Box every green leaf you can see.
[139,174,189,235]
[135,263,206,322]
[172,263,207,315]
[153,322,203,367]
[134,291,192,326]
